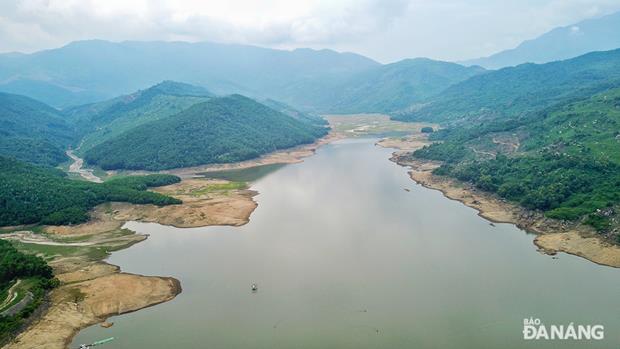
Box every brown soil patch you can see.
[535,231,620,267]
[5,271,180,349]
[378,130,620,268]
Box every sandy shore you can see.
[2,177,261,349]
[377,134,620,268]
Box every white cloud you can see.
[0,0,619,62]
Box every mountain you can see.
[0,92,75,166]
[0,40,378,108]
[323,58,484,113]
[394,48,620,123]
[0,79,105,109]
[409,87,620,236]
[464,11,620,69]
[66,81,213,152]
[260,99,327,126]
[0,156,180,226]
[83,95,328,170]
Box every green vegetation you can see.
[0,92,75,166]
[410,87,620,235]
[324,58,484,113]
[189,182,247,196]
[84,95,328,170]
[0,156,181,226]
[66,81,212,152]
[421,126,434,133]
[199,164,286,182]
[0,240,57,344]
[394,49,620,122]
[260,99,327,126]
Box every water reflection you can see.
[73,138,620,349]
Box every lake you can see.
[73,138,620,349]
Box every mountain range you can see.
[463,10,620,69]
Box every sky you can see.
[1,0,620,63]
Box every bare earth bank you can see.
[377,136,620,268]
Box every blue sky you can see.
[1,0,620,62]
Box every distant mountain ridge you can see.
[0,40,487,113]
[0,40,379,109]
[321,58,485,113]
[395,48,620,123]
[463,11,620,69]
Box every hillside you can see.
[260,99,327,126]
[394,48,620,123]
[0,156,181,226]
[464,11,620,69]
[323,58,484,113]
[66,81,212,152]
[0,92,75,166]
[410,87,620,240]
[84,95,328,170]
[0,40,378,108]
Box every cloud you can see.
[0,0,619,62]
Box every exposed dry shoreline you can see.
[2,177,262,349]
[3,128,344,349]
[377,135,620,268]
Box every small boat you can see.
[251,283,258,292]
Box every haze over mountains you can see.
[464,10,620,69]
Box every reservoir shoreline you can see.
[377,136,620,268]
[2,131,339,349]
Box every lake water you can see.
[73,138,620,349]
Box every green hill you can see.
[0,156,181,226]
[260,99,327,126]
[66,81,212,152]
[394,49,620,123]
[324,58,484,113]
[84,95,328,170]
[410,87,620,237]
[0,92,75,166]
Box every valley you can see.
[2,12,620,347]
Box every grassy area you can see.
[0,278,38,313]
[189,181,248,196]
[326,114,436,137]
[199,164,285,182]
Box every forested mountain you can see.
[321,58,484,113]
[394,49,620,123]
[464,11,620,69]
[0,92,75,166]
[409,85,620,240]
[0,40,378,108]
[66,81,212,152]
[0,156,181,226]
[84,95,328,170]
[260,99,327,126]
[0,40,485,113]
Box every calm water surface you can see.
[73,138,620,349]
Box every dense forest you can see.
[65,81,212,152]
[394,48,620,122]
[0,240,56,344]
[84,95,328,170]
[0,92,76,166]
[410,87,620,239]
[0,156,181,226]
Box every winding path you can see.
[67,149,103,183]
